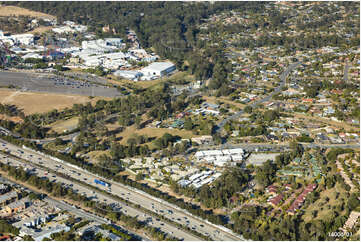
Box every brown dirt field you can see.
[0,5,55,19]
[26,26,53,34]
[86,150,110,163]
[0,89,110,115]
[0,114,23,123]
[46,116,79,133]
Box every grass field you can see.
[302,182,348,223]
[0,89,109,115]
[86,150,110,163]
[106,123,198,145]
[0,5,55,19]
[46,116,79,133]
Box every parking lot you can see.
[0,71,121,97]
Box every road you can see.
[0,148,201,241]
[343,61,349,82]
[0,139,242,241]
[0,125,79,147]
[0,171,148,240]
[197,142,360,152]
[0,175,107,225]
[216,62,301,132]
[0,70,121,97]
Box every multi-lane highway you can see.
[0,176,107,225]
[0,172,146,240]
[0,139,243,241]
[0,146,201,241]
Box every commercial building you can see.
[178,170,222,189]
[0,191,18,206]
[194,148,246,166]
[11,34,34,46]
[0,33,34,46]
[19,224,70,241]
[5,198,29,214]
[14,214,50,228]
[77,223,121,240]
[141,62,175,77]
[114,70,143,80]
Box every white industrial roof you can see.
[204,156,215,163]
[202,150,223,156]
[194,151,205,158]
[215,156,232,162]
[114,70,142,75]
[231,155,244,161]
[142,61,174,72]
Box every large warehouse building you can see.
[141,62,176,77]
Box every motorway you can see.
[0,70,121,97]
[0,173,147,240]
[0,145,200,241]
[217,62,301,132]
[0,139,243,241]
[0,176,108,225]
